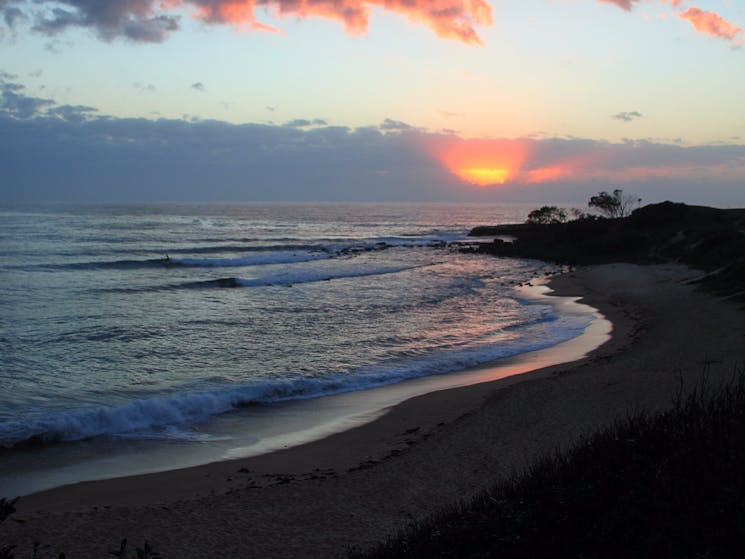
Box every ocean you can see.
[0,203,598,496]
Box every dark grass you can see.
[694,262,745,306]
[351,370,745,558]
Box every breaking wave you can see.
[0,307,590,449]
[178,263,429,290]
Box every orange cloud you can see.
[679,7,743,44]
[522,164,577,184]
[190,0,493,44]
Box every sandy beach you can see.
[4,262,745,558]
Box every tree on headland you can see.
[588,189,641,219]
[526,206,567,225]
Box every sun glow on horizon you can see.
[418,133,745,194]
[458,167,511,186]
[429,138,531,187]
[423,136,588,187]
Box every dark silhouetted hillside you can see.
[468,201,745,302]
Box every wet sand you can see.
[4,263,745,558]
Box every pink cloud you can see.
[7,0,743,48]
[6,0,492,44]
[188,0,494,44]
[679,7,743,43]
[597,0,744,47]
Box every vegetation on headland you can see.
[588,189,641,219]
[525,190,642,225]
[468,198,745,304]
[351,371,745,559]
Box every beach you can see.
[4,262,745,558]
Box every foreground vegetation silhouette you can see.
[5,374,745,557]
[351,371,745,558]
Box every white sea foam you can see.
[170,251,331,268]
[0,308,590,448]
[169,236,456,268]
[232,263,427,287]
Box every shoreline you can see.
[3,273,607,501]
[5,263,745,558]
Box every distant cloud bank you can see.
[2,71,744,205]
[0,1,741,46]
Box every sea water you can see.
[0,203,595,495]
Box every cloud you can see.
[133,81,156,92]
[0,72,97,121]
[439,110,465,119]
[596,0,639,11]
[680,7,743,45]
[0,0,492,44]
[612,111,643,122]
[44,39,73,53]
[596,1,743,46]
[380,118,415,131]
[3,5,25,27]
[0,75,54,119]
[24,1,181,43]
[194,0,493,45]
[2,0,742,48]
[2,110,744,205]
[1,76,744,205]
[285,118,328,127]
[46,104,97,123]
[0,114,453,203]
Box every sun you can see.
[458,167,511,186]
[427,138,531,187]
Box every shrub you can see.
[526,206,567,225]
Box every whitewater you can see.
[0,203,597,495]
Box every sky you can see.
[1,0,744,205]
